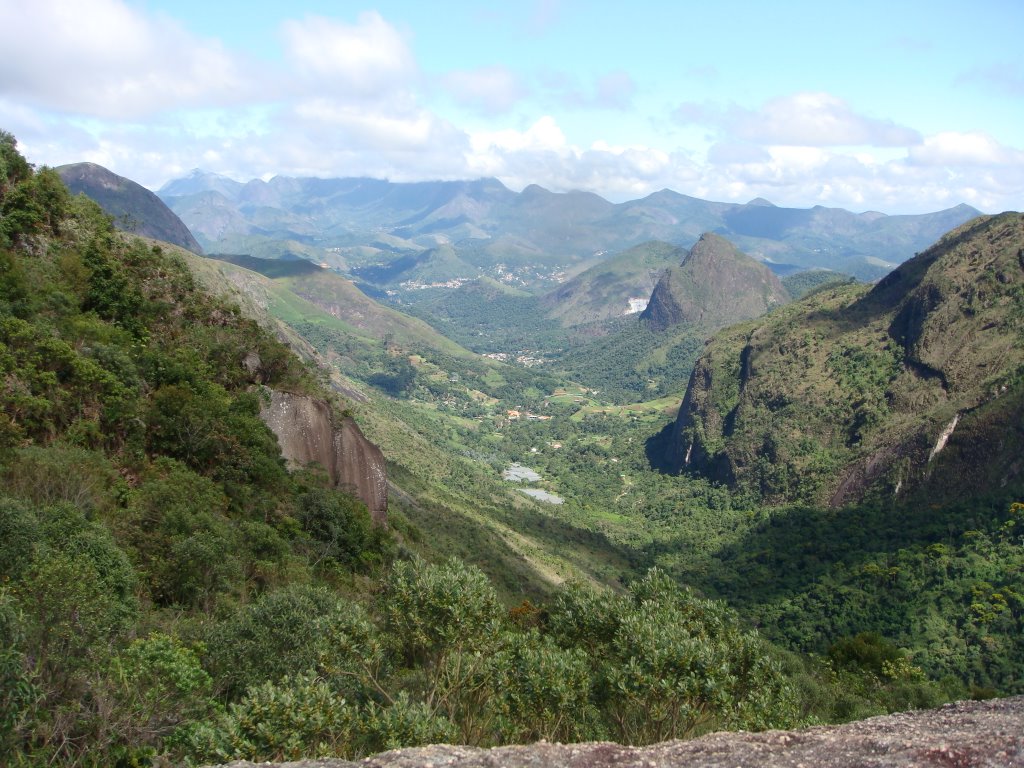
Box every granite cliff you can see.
[260,390,388,523]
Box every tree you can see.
[297,487,374,568]
[547,569,800,743]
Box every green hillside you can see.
[203,253,475,358]
[672,213,1024,507]
[7,129,1022,766]
[0,133,396,764]
[542,241,685,327]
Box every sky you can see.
[1,0,1022,214]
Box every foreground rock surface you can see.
[212,695,1023,768]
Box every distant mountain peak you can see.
[156,169,984,285]
[951,202,983,214]
[684,232,751,267]
[746,197,776,207]
[158,168,245,200]
[173,168,230,184]
[520,183,551,197]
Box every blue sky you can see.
[1,0,1021,213]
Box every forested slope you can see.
[3,131,1019,767]
[0,132,393,764]
[672,213,1024,506]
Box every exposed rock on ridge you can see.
[541,240,687,326]
[260,390,387,523]
[209,695,1024,768]
[56,162,203,253]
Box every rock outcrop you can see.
[640,233,789,332]
[260,390,387,523]
[57,162,204,253]
[210,696,1024,768]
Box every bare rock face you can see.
[211,696,1024,768]
[260,390,387,523]
[56,162,204,254]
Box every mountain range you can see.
[158,169,982,285]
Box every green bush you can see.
[176,672,357,764]
[0,592,35,762]
[204,585,361,700]
[356,693,456,755]
[547,570,800,744]
[297,487,375,568]
[488,630,599,743]
[379,557,504,667]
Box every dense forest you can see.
[1,131,1022,767]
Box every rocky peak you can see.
[640,233,789,332]
[56,162,204,254]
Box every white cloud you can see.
[686,136,1024,214]
[675,92,921,147]
[2,3,1018,218]
[0,0,253,118]
[470,116,568,155]
[707,141,772,165]
[908,131,1024,167]
[748,93,921,146]
[280,11,416,97]
[463,117,690,199]
[291,98,449,152]
[440,66,528,115]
